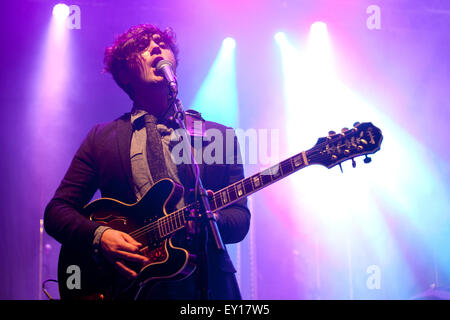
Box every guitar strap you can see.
[177,110,206,204]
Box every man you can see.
[44,24,250,300]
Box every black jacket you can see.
[44,112,250,299]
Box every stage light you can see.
[223,37,236,50]
[192,37,238,128]
[274,24,450,299]
[274,31,287,44]
[191,35,240,284]
[310,21,327,33]
[29,1,72,146]
[52,3,70,21]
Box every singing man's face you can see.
[134,33,177,86]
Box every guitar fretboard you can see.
[136,150,311,243]
[209,151,310,211]
[129,122,383,244]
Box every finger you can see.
[114,261,138,279]
[116,250,150,264]
[122,233,142,247]
[115,239,141,253]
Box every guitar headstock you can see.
[308,122,383,169]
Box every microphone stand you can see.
[168,89,225,300]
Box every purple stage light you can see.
[52,3,70,21]
[223,37,236,50]
[310,21,327,32]
[274,31,286,43]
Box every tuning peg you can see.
[352,158,356,168]
[328,130,336,136]
[363,155,372,164]
[341,127,349,133]
[353,122,360,127]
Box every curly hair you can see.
[104,24,179,99]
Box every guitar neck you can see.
[154,150,311,239]
[209,151,311,212]
[143,121,383,241]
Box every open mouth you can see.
[151,56,164,69]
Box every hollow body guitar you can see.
[57,122,383,300]
[58,179,198,300]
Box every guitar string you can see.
[190,135,372,217]
[129,198,201,239]
[129,154,310,239]
[129,207,187,239]
[128,158,296,240]
[207,136,371,207]
[129,216,179,240]
[130,153,327,240]
[196,136,371,210]
[128,136,373,240]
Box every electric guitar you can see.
[57,122,383,300]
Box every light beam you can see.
[192,37,239,128]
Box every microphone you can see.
[156,59,178,95]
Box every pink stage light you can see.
[52,3,70,21]
[223,37,236,50]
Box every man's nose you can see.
[150,45,162,56]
